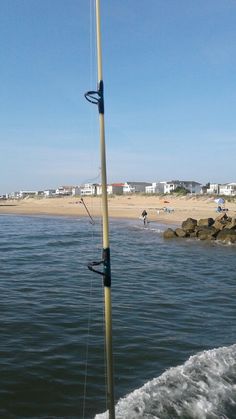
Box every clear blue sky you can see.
[1,0,236,194]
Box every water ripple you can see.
[0,215,236,418]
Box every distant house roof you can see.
[183,181,201,185]
[127,181,151,185]
[60,185,73,189]
[166,180,201,186]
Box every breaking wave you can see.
[95,344,236,419]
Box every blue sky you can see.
[1,0,236,194]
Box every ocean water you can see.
[0,214,236,419]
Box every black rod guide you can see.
[85,80,104,114]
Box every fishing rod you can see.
[85,1,115,418]
[79,197,95,225]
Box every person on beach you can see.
[141,209,148,225]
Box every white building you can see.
[19,190,38,198]
[72,186,80,196]
[123,182,135,194]
[55,186,73,196]
[8,191,20,199]
[80,183,98,196]
[206,183,220,194]
[219,183,236,196]
[123,182,152,194]
[95,183,124,196]
[145,182,166,194]
[44,189,56,197]
[164,181,202,194]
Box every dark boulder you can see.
[197,226,218,240]
[182,218,197,232]
[197,218,215,227]
[163,228,177,239]
[216,229,236,243]
[163,213,236,245]
[175,228,187,238]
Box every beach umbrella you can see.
[214,198,225,205]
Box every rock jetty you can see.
[163,213,236,244]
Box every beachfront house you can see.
[72,186,80,196]
[44,189,56,197]
[145,182,166,194]
[80,183,99,196]
[123,182,135,194]
[8,191,20,199]
[206,183,220,194]
[200,183,210,194]
[19,190,39,198]
[164,181,202,194]
[96,183,124,195]
[123,182,152,194]
[219,183,236,196]
[55,186,74,196]
[107,183,124,195]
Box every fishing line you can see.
[88,0,98,164]
[82,2,96,417]
[83,0,101,228]
[82,272,94,419]
[82,170,101,185]
[102,285,109,418]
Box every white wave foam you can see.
[134,225,164,234]
[95,344,236,419]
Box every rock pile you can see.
[163,213,236,244]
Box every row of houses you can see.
[146,181,203,194]
[58,180,203,196]
[149,181,236,196]
[5,180,236,199]
[7,186,79,199]
[6,182,145,199]
[206,183,236,196]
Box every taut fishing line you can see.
[82,2,96,417]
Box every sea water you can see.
[0,214,236,419]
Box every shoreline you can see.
[0,212,177,231]
[1,195,236,226]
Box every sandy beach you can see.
[1,195,236,225]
